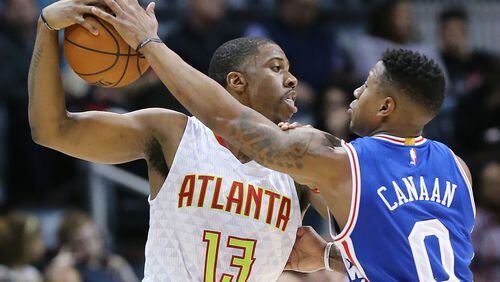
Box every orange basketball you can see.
[63,16,150,88]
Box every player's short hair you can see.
[209,37,276,87]
[381,49,445,115]
[439,7,468,24]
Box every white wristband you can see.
[324,242,335,271]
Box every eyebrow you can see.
[266,57,287,64]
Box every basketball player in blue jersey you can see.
[28,1,337,281]
[91,1,476,280]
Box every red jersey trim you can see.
[373,134,427,146]
[213,132,227,148]
[333,141,361,242]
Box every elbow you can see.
[28,115,42,144]
[30,126,40,144]
[28,113,44,145]
[29,124,49,146]
[29,121,57,147]
[28,112,69,147]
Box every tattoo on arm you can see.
[28,46,44,97]
[226,111,341,171]
[321,132,342,147]
[28,43,44,138]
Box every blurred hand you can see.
[49,248,77,268]
[278,122,312,131]
[91,0,159,49]
[285,226,326,272]
[41,0,101,35]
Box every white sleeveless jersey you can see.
[143,117,301,282]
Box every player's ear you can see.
[378,96,395,117]
[226,72,246,94]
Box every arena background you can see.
[0,0,498,281]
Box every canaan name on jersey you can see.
[377,176,458,211]
[177,174,292,232]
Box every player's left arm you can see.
[91,0,349,190]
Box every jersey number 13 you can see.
[203,230,257,282]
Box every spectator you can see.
[0,0,39,207]
[129,0,243,112]
[246,0,350,94]
[472,161,500,281]
[45,212,138,282]
[165,0,243,74]
[291,82,317,126]
[434,7,500,156]
[347,0,443,83]
[320,87,352,141]
[0,212,45,282]
[0,0,81,209]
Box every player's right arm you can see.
[28,0,186,165]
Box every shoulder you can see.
[297,128,350,186]
[454,154,473,186]
[345,136,378,152]
[128,108,188,134]
[430,140,473,186]
[129,108,188,123]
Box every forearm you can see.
[28,18,69,142]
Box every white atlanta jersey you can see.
[143,117,301,282]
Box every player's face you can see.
[348,61,387,136]
[243,44,298,124]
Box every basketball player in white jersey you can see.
[29,1,332,281]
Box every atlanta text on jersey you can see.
[177,174,292,231]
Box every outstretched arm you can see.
[29,0,186,165]
[91,1,348,187]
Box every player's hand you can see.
[278,122,312,131]
[90,0,159,50]
[41,0,100,35]
[285,226,326,272]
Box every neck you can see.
[369,125,424,138]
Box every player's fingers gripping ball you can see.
[63,15,150,88]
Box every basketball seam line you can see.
[64,37,140,57]
[66,17,126,79]
[112,45,131,87]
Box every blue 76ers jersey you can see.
[333,134,475,281]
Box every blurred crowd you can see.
[0,0,499,281]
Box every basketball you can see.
[63,16,150,88]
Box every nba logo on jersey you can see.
[343,257,366,282]
[335,239,368,281]
[410,148,417,165]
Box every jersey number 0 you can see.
[408,219,459,281]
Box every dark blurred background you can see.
[0,0,498,281]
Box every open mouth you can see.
[284,90,298,113]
